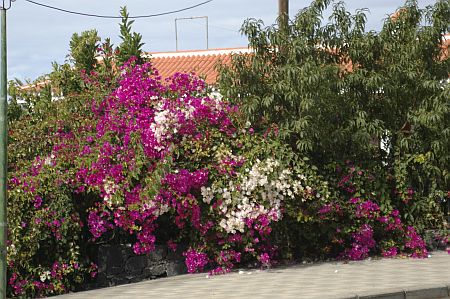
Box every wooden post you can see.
[278,0,289,33]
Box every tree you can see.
[116,6,145,65]
[69,29,101,73]
[219,0,449,228]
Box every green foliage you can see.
[8,167,88,296]
[5,8,149,297]
[7,79,26,122]
[5,1,448,296]
[8,78,53,117]
[69,30,101,73]
[50,30,101,96]
[7,78,56,169]
[49,62,82,96]
[116,6,145,65]
[7,69,115,297]
[96,38,116,83]
[219,0,449,229]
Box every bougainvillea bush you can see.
[6,58,442,298]
[6,60,303,296]
[74,60,309,273]
[312,163,431,260]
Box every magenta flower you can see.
[183,249,209,273]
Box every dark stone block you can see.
[95,272,108,287]
[125,255,146,275]
[108,266,124,276]
[109,276,130,286]
[143,264,167,277]
[166,261,187,277]
[167,244,187,260]
[148,245,167,262]
[129,274,151,283]
[105,246,125,272]
[120,244,134,257]
[97,247,108,273]
[95,243,186,288]
[81,282,100,291]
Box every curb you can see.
[342,284,450,299]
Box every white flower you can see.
[44,157,52,166]
[209,91,223,101]
[213,158,303,234]
[201,186,214,204]
[40,271,51,282]
[103,180,118,206]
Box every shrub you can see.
[7,57,437,297]
[218,0,450,231]
[7,1,449,295]
[7,60,301,296]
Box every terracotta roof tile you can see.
[148,47,251,85]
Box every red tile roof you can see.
[441,34,450,60]
[19,36,449,93]
[147,47,251,85]
[148,35,449,84]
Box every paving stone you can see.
[55,251,450,299]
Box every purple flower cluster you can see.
[333,165,431,261]
[62,61,282,273]
[405,226,428,258]
[345,224,376,260]
[162,169,209,195]
[9,273,27,296]
[65,62,243,257]
[381,247,398,257]
[87,210,113,239]
[355,200,380,219]
[183,249,209,273]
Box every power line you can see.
[22,0,213,19]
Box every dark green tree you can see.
[116,6,145,65]
[69,29,101,73]
[219,0,449,228]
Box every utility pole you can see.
[278,0,289,33]
[0,0,12,297]
[278,0,289,57]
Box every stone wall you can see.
[96,244,187,287]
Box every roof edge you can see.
[146,47,251,58]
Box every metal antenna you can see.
[175,16,209,51]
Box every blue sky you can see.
[7,0,437,81]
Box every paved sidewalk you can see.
[57,251,450,299]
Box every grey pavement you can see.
[56,251,450,299]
